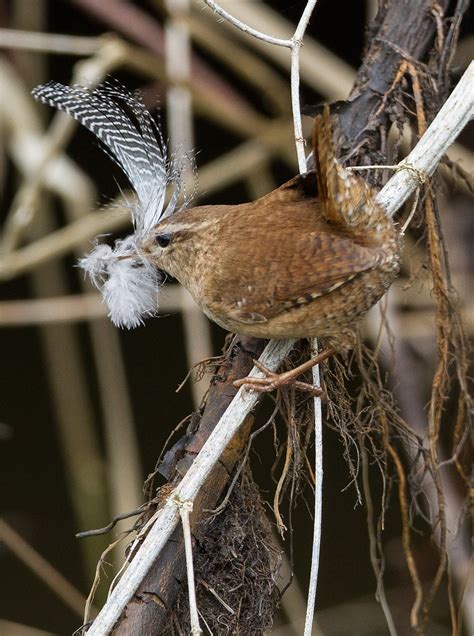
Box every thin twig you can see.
[203,0,317,172]
[281,1,324,631]
[200,581,235,615]
[175,498,202,634]
[203,0,292,48]
[273,425,292,536]
[359,433,397,635]
[84,535,126,626]
[196,1,355,100]
[387,442,424,629]
[305,343,323,636]
[290,0,319,172]
[76,508,146,539]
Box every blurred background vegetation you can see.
[0,1,472,634]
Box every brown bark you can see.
[337,0,450,145]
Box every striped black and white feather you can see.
[32,80,181,328]
[32,81,181,233]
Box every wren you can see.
[141,112,400,343]
[33,82,400,392]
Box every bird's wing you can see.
[210,230,381,325]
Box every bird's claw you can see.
[233,359,324,396]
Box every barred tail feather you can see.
[32,80,179,234]
[312,105,381,230]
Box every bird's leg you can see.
[233,347,336,394]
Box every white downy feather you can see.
[80,237,159,329]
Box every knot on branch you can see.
[395,161,429,185]
[291,36,304,49]
[173,496,194,514]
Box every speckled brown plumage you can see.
[141,107,400,346]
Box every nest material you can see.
[166,468,282,635]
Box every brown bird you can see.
[33,83,400,393]
[140,110,400,390]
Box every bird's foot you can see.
[233,347,335,395]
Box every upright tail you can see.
[312,105,386,231]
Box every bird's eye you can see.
[155,234,171,248]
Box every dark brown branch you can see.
[112,336,266,634]
[323,0,451,157]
